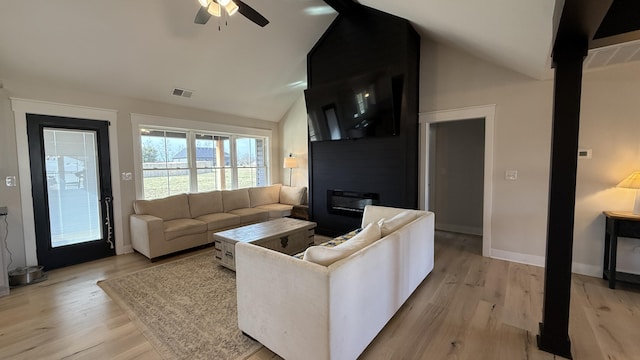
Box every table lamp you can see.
[283,153,297,186]
[616,170,640,215]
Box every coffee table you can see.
[213,217,316,270]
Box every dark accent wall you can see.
[307,5,420,236]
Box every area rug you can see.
[97,251,261,360]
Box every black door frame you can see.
[26,113,115,270]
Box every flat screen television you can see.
[305,71,403,142]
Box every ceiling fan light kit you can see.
[225,2,239,16]
[194,0,269,27]
[207,2,221,17]
[199,0,237,18]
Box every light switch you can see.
[5,176,16,187]
[505,170,518,181]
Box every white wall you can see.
[422,39,553,266]
[0,87,25,269]
[279,94,309,189]
[421,39,640,276]
[1,79,280,268]
[575,65,640,275]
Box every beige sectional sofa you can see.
[130,184,306,260]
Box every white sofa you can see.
[235,205,435,360]
[129,184,306,260]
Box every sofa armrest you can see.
[130,214,164,259]
[361,205,427,227]
[236,242,331,360]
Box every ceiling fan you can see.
[195,0,269,27]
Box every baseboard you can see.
[490,249,602,277]
[571,262,601,277]
[491,249,546,268]
[435,223,483,236]
[122,244,133,254]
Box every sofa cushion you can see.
[194,212,241,231]
[188,191,223,218]
[249,184,282,207]
[378,210,417,237]
[254,203,293,218]
[303,221,381,266]
[133,194,191,221]
[163,218,207,241]
[280,186,306,205]
[222,189,251,212]
[228,208,269,224]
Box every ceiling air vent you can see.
[585,39,640,70]
[171,87,193,98]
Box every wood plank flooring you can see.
[1,231,639,359]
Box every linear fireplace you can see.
[327,190,379,217]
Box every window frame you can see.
[131,113,272,200]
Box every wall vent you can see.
[171,87,193,98]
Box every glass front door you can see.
[27,114,115,270]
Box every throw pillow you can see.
[379,210,417,237]
[303,221,381,266]
[280,186,306,205]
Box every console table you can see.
[603,211,640,289]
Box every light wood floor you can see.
[1,232,640,360]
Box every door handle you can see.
[104,196,114,249]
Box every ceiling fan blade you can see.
[236,0,269,27]
[194,6,211,25]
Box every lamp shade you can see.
[616,171,640,189]
[284,156,298,169]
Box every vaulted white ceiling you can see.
[0,0,558,122]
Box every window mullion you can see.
[230,135,238,188]
[187,131,198,192]
[215,136,226,190]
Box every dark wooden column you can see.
[536,35,587,359]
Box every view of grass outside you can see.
[140,129,268,199]
[143,168,262,199]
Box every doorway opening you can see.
[429,119,484,236]
[420,105,495,257]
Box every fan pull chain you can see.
[215,11,229,31]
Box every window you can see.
[236,137,267,188]
[141,130,189,199]
[194,133,231,192]
[138,126,270,199]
